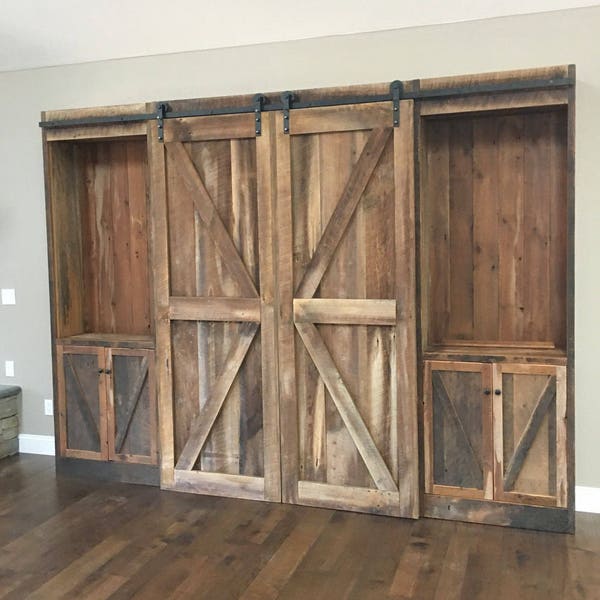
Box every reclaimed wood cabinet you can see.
[41,65,574,530]
[419,69,574,531]
[44,114,159,484]
[424,361,567,507]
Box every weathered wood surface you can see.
[1,455,597,597]
[163,113,278,501]
[421,108,568,350]
[277,101,418,517]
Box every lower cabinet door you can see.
[493,363,567,507]
[57,345,108,460]
[424,361,494,500]
[106,348,157,464]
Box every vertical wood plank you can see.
[497,115,525,342]
[472,117,499,340]
[291,135,327,484]
[395,101,419,517]
[522,116,551,343]
[447,118,474,340]
[276,117,299,504]
[257,113,282,501]
[555,366,568,508]
[425,121,450,345]
[147,114,175,486]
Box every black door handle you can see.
[483,388,491,396]
[495,389,501,395]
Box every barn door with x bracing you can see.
[157,110,281,502]
[275,102,419,517]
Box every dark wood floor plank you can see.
[0,455,598,599]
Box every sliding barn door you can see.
[275,102,419,517]
[154,111,280,501]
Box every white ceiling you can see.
[1,0,597,72]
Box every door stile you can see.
[394,100,419,518]
[147,114,175,487]
[274,113,300,505]
[256,112,283,502]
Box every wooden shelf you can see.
[423,344,567,365]
[57,333,155,349]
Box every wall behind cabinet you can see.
[0,5,599,489]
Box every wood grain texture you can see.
[1,454,596,597]
[421,109,568,350]
[147,115,174,486]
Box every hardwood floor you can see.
[0,455,598,599]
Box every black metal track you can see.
[39,76,574,130]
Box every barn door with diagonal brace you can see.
[157,112,281,502]
[275,102,419,517]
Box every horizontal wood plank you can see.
[169,297,261,322]
[293,298,396,325]
[290,103,391,135]
[420,89,568,116]
[164,113,256,142]
[45,123,146,141]
[173,470,265,501]
[297,481,401,516]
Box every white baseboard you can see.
[18,434,55,456]
[576,486,600,514]
[11,435,600,513]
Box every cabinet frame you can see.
[56,344,157,465]
[56,345,109,461]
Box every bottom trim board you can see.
[18,434,55,456]
[423,493,572,532]
[56,457,160,486]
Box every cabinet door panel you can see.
[57,346,108,460]
[424,361,493,499]
[493,364,567,507]
[107,349,157,464]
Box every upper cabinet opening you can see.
[420,106,568,354]
[47,136,152,340]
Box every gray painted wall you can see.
[0,6,598,487]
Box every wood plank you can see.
[169,297,261,322]
[112,355,150,453]
[173,470,265,501]
[447,118,474,340]
[472,116,499,340]
[556,366,568,508]
[290,103,390,135]
[256,111,282,502]
[164,113,255,142]
[295,128,392,299]
[502,375,557,493]
[45,122,146,141]
[419,89,568,116]
[295,321,396,491]
[431,372,483,475]
[165,141,258,297]
[293,298,396,325]
[176,322,258,471]
[275,117,299,504]
[298,481,401,516]
[146,115,175,486]
[424,119,450,344]
[394,101,419,518]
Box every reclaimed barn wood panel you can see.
[107,349,157,465]
[56,346,108,460]
[47,137,152,338]
[162,114,279,501]
[278,102,419,517]
[492,363,567,508]
[421,108,568,350]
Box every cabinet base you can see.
[56,457,160,487]
[423,494,574,533]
